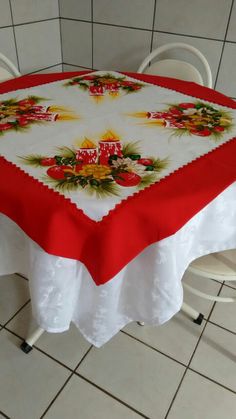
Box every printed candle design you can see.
[19,131,169,198]
[0,96,78,135]
[64,73,144,100]
[130,102,233,139]
[76,138,98,163]
[99,130,122,165]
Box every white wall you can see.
[0,0,235,98]
[0,0,62,74]
[60,0,236,98]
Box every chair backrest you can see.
[138,43,212,88]
[0,52,21,82]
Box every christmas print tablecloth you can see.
[0,70,236,287]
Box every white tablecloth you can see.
[0,181,235,347]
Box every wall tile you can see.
[0,27,18,68]
[59,0,91,20]
[154,0,232,39]
[15,20,61,74]
[226,1,236,41]
[63,64,92,71]
[93,24,152,71]
[152,32,223,86]
[33,64,63,74]
[61,19,92,68]
[216,42,236,97]
[93,0,155,29]
[0,0,12,27]
[11,0,59,25]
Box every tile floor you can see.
[0,272,236,419]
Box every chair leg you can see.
[20,327,45,353]
[137,321,145,326]
[181,302,204,325]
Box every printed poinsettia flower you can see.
[111,157,147,176]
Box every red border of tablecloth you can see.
[0,71,236,285]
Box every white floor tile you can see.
[124,312,205,365]
[0,274,29,325]
[190,322,236,392]
[210,285,236,333]
[77,332,185,418]
[168,370,236,419]
[44,375,141,419]
[7,303,92,369]
[0,330,70,419]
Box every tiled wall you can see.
[0,0,62,74]
[0,0,235,98]
[60,0,236,98]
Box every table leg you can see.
[20,327,45,354]
[181,302,204,325]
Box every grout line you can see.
[121,330,187,368]
[91,0,94,69]
[8,0,20,72]
[74,345,93,370]
[4,326,25,341]
[0,409,11,419]
[222,281,236,291]
[165,285,224,418]
[164,324,208,418]
[207,319,236,336]
[33,346,74,372]
[12,17,59,27]
[63,63,93,70]
[4,325,87,376]
[188,367,236,394]
[58,1,64,67]
[15,272,28,281]
[61,16,151,32]
[154,29,225,43]
[40,345,93,418]
[1,19,235,45]
[214,0,235,89]
[3,299,31,327]
[75,373,150,419]
[40,373,74,419]
[58,17,231,42]
[149,0,157,53]
[24,63,63,75]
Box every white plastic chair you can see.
[138,42,212,88]
[0,52,21,82]
[137,250,236,328]
[182,249,236,323]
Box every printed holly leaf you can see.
[122,141,141,157]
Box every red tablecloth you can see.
[0,71,236,285]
